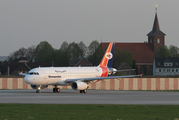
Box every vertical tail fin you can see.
[99,42,115,68]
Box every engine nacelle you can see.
[71,81,88,90]
[108,68,117,76]
[31,85,48,89]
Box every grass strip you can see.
[0,104,179,120]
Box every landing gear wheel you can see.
[83,89,87,93]
[79,90,87,93]
[53,88,56,93]
[56,88,60,93]
[53,87,60,93]
[36,90,40,93]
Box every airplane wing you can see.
[65,74,142,83]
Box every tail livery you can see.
[99,42,115,68]
[99,42,115,77]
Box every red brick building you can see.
[69,57,92,67]
[101,11,165,75]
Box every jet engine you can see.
[108,68,117,76]
[31,85,48,89]
[71,81,88,90]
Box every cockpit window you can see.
[28,72,39,75]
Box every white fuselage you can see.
[24,67,103,86]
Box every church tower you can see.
[147,8,166,54]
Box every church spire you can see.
[147,6,166,53]
[147,6,165,36]
[155,5,158,12]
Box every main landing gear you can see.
[53,86,60,93]
[79,89,87,93]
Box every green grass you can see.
[0,104,179,120]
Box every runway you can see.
[0,89,179,105]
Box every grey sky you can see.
[0,0,179,56]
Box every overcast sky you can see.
[0,0,179,56]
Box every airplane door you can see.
[41,70,48,84]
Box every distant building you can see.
[69,57,92,67]
[11,57,29,63]
[0,57,52,75]
[117,62,136,75]
[101,10,165,75]
[153,57,179,76]
[9,62,52,75]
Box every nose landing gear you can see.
[36,86,41,93]
[36,90,40,93]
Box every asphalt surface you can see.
[0,89,179,104]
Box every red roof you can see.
[101,42,154,63]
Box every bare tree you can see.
[88,40,99,56]
[26,45,37,61]
[78,41,87,57]
[8,47,28,62]
[169,45,179,57]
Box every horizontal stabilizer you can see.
[116,69,136,72]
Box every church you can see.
[101,10,166,75]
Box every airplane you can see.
[19,42,142,93]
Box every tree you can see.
[87,44,104,66]
[52,49,64,67]
[155,46,170,57]
[59,41,70,66]
[60,41,68,52]
[35,41,55,62]
[169,45,179,57]
[67,42,83,58]
[112,48,122,68]
[88,40,100,56]
[78,41,87,57]
[8,47,28,62]
[112,48,133,68]
[120,50,133,67]
[26,45,37,61]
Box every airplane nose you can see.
[24,75,39,85]
[24,75,35,84]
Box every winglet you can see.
[140,73,143,78]
[19,71,27,76]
